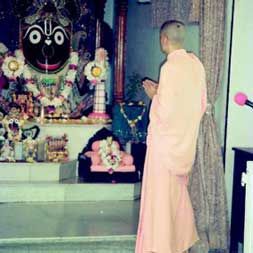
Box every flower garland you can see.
[84,61,107,85]
[84,48,108,85]
[2,49,79,108]
[119,101,146,129]
[98,137,121,173]
[24,51,79,107]
[2,50,25,80]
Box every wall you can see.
[125,1,199,104]
[124,1,234,151]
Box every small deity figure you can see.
[0,137,15,161]
[85,136,135,174]
[27,92,35,118]
[3,102,24,142]
[45,134,69,162]
[12,92,35,119]
[23,136,37,163]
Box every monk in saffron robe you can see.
[135,20,207,253]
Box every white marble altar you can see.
[0,160,77,182]
[0,123,110,182]
[0,180,141,203]
[25,123,110,160]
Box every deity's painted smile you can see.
[22,18,71,74]
[36,60,61,71]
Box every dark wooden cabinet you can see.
[230,147,253,253]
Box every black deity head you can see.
[14,0,80,74]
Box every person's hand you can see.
[142,79,158,99]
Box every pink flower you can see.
[65,80,74,86]
[9,77,16,81]
[58,95,65,102]
[90,79,99,85]
[46,106,55,114]
[96,48,107,61]
[108,168,114,174]
[68,64,78,70]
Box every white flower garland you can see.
[2,49,79,108]
[98,138,121,173]
[84,61,107,85]
[24,51,79,107]
[84,48,109,85]
[2,50,25,79]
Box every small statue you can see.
[0,138,15,162]
[27,92,35,118]
[12,92,35,119]
[3,102,24,142]
[23,136,37,163]
[45,134,69,162]
[85,136,135,174]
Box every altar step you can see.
[0,161,77,182]
[0,235,136,253]
[0,201,139,253]
[0,179,141,203]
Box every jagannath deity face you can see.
[7,118,21,137]
[14,0,81,75]
[3,103,24,142]
[22,16,71,74]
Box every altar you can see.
[0,123,109,182]
[25,123,110,160]
[0,0,118,169]
[0,0,143,205]
[0,121,141,203]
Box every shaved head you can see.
[160,20,186,46]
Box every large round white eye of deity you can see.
[14,119,19,124]
[54,31,64,45]
[29,30,42,44]
[9,119,13,124]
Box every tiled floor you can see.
[0,201,237,253]
[0,201,140,240]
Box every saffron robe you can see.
[135,49,207,253]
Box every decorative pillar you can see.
[114,0,128,102]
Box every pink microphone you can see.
[234,92,253,108]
